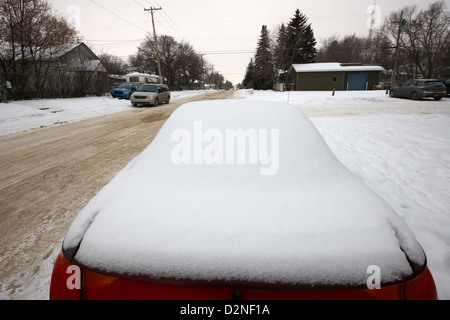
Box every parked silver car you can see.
[130,84,171,107]
[443,78,450,96]
[390,79,446,101]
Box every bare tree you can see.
[316,1,449,81]
[130,34,212,89]
[382,1,449,79]
[407,1,449,78]
[317,35,367,63]
[98,53,127,75]
[0,0,78,97]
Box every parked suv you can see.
[130,84,170,107]
[390,79,446,100]
[111,83,137,100]
[443,78,450,96]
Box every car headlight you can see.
[148,95,154,100]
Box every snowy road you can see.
[0,90,234,299]
[1,90,449,299]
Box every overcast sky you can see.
[48,0,440,85]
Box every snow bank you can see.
[63,100,426,287]
[0,91,211,137]
[0,97,131,136]
[236,89,450,117]
[311,114,450,298]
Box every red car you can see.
[50,100,437,300]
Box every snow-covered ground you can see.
[1,90,449,299]
[0,90,212,137]
[242,90,450,299]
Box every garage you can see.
[288,63,385,91]
[347,72,369,90]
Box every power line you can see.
[203,51,255,55]
[145,0,191,43]
[88,0,148,33]
[87,39,144,42]
[133,0,176,38]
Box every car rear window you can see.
[137,84,158,92]
[425,81,444,86]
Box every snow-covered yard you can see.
[0,90,212,137]
[1,90,449,299]
[244,90,450,299]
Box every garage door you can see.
[347,72,368,91]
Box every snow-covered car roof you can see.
[62,100,426,288]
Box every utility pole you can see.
[144,7,163,84]
[200,54,205,90]
[391,10,406,88]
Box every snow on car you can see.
[50,99,437,300]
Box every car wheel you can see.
[411,92,420,100]
[434,96,443,101]
[389,90,395,97]
[166,97,170,104]
[154,98,159,107]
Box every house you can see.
[0,42,109,98]
[52,43,109,97]
[287,62,385,91]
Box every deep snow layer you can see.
[0,90,449,299]
[63,100,426,288]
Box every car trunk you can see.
[61,100,428,290]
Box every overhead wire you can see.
[143,0,192,43]
[88,0,148,33]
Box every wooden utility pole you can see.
[145,7,163,84]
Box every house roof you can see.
[0,42,94,61]
[291,62,385,73]
[54,43,86,58]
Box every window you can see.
[425,81,444,86]
[137,84,158,92]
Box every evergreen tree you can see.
[253,25,274,90]
[274,23,289,82]
[298,23,317,63]
[272,9,317,83]
[285,9,317,65]
[242,58,255,88]
[244,9,317,88]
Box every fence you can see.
[0,70,110,101]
